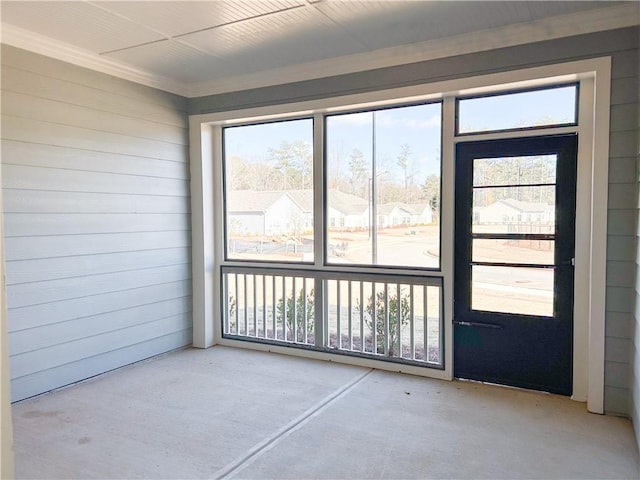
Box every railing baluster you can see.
[302,278,308,344]
[234,273,240,335]
[243,274,248,336]
[316,277,325,348]
[396,284,402,358]
[253,274,257,337]
[372,282,377,355]
[282,276,287,341]
[423,284,428,362]
[262,274,267,338]
[272,275,276,340]
[439,286,444,365]
[348,280,353,351]
[359,281,364,352]
[410,284,415,360]
[384,283,389,356]
[293,276,298,343]
[336,280,341,349]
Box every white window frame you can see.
[190,57,611,413]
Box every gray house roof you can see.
[327,189,369,215]
[227,190,287,213]
[403,203,431,215]
[287,190,314,213]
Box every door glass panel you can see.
[471,265,554,316]
[473,155,556,187]
[472,185,555,234]
[472,239,554,265]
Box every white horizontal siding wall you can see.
[632,28,640,453]
[605,40,638,416]
[1,45,192,402]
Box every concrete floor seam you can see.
[214,368,374,480]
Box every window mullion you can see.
[313,113,324,268]
[312,113,325,347]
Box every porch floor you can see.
[11,346,639,479]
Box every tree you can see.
[348,148,367,196]
[396,143,414,201]
[421,174,440,218]
[328,140,348,191]
[472,156,555,205]
[268,140,312,190]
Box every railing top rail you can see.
[221,265,443,287]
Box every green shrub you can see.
[360,290,411,356]
[228,296,237,330]
[277,288,314,341]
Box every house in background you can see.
[326,191,434,230]
[404,203,434,225]
[377,202,434,228]
[0,1,638,477]
[474,199,554,225]
[226,190,310,237]
[327,189,370,230]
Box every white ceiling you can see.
[1,1,637,97]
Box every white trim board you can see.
[1,4,636,98]
[190,57,611,413]
[0,23,186,96]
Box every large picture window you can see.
[325,102,442,268]
[223,118,314,262]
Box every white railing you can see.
[222,267,443,368]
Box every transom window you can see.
[457,84,578,135]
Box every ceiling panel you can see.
[524,1,626,19]
[178,6,367,76]
[0,1,633,92]
[103,39,226,83]
[1,1,164,53]
[314,1,535,50]
[92,0,304,37]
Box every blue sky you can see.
[458,85,576,133]
[223,85,576,184]
[326,103,442,181]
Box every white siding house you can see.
[474,199,554,225]
[377,202,434,228]
[327,189,369,230]
[227,190,307,237]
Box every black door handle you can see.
[453,321,503,329]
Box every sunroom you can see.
[1,1,638,478]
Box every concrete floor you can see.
[11,346,639,479]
